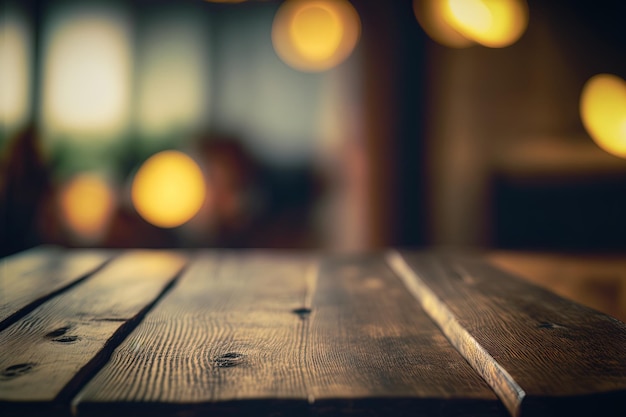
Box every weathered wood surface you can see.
[74,253,502,417]
[304,255,501,416]
[4,248,624,417]
[388,251,626,417]
[488,251,626,322]
[0,250,187,416]
[74,252,316,416]
[0,246,111,329]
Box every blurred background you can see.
[2,0,626,257]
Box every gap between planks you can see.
[386,250,525,417]
[71,252,501,417]
[387,250,626,417]
[61,258,192,408]
[0,250,116,332]
[0,250,192,417]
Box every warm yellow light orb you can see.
[272,0,361,72]
[413,0,474,48]
[580,74,626,159]
[132,151,206,228]
[59,174,116,242]
[443,0,528,48]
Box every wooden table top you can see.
[0,248,625,417]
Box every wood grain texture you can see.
[488,252,626,322]
[389,251,626,417]
[0,250,187,416]
[74,252,316,416]
[305,255,502,417]
[75,253,503,417]
[0,247,112,329]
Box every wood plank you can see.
[0,247,112,329]
[74,252,315,417]
[75,253,503,417]
[0,250,187,417]
[388,251,626,417]
[305,255,502,417]
[0,246,61,277]
[487,251,626,322]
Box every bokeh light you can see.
[0,14,31,132]
[131,150,206,228]
[414,0,528,48]
[59,173,116,242]
[580,74,626,159]
[43,8,131,136]
[413,0,473,48]
[136,13,208,139]
[443,0,528,48]
[272,0,361,72]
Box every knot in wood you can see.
[537,322,567,330]
[1,363,35,379]
[45,326,72,339]
[292,307,312,319]
[51,335,81,344]
[215,352,244,368]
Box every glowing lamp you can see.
[413,0,528,49]
[132,151,206,228]
[59,174,116,242]
[272,0,361,72]
[413,0,473,48]
[443,0,528,48]
[580,74,626,159]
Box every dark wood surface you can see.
[74,252,315,411]
[488,251,626,322]
[1,247,625,417]
[0,247,112,330]
[389,250,626,417]
[74,253,500,417]
[303,255,501,416]
[0,251,187,415]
